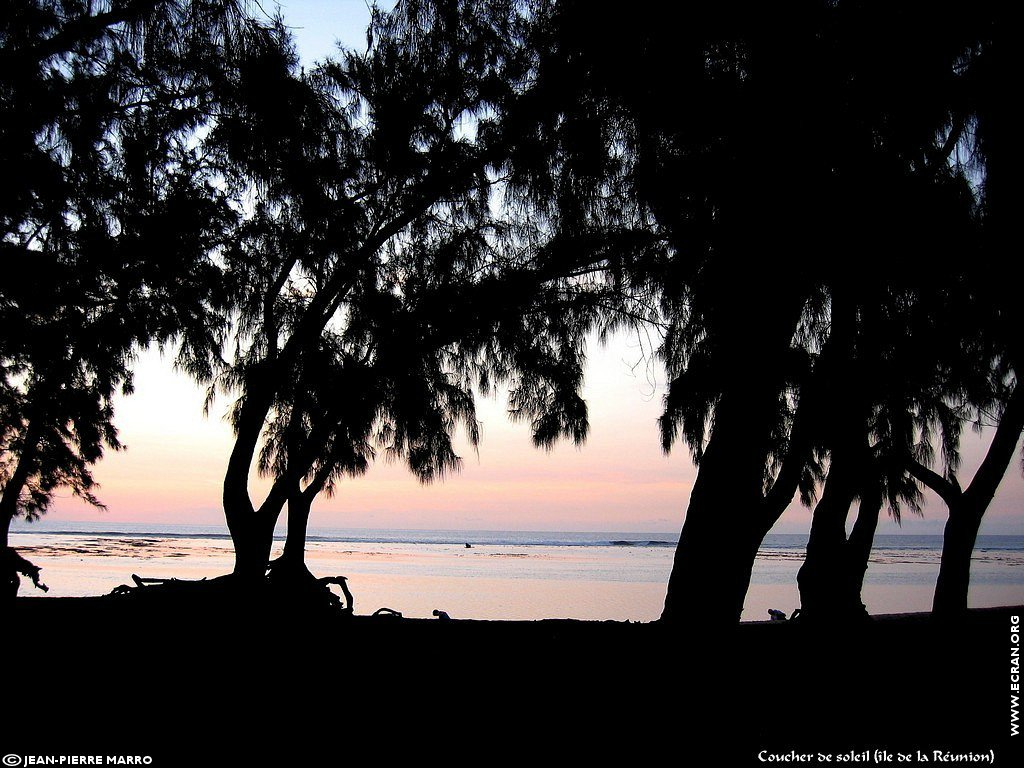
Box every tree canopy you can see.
[0,0,260,567]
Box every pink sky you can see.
[46,335,694,532]
[44,332,1024,535]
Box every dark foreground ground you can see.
[3,596,1022,765]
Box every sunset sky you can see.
[40,1,1024,535]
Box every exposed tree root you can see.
[106,558,357,618]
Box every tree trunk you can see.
[661,389,781,626]
[0,482,23,550]
[0,514,11,552]
[915,382,1024,616]
[662,504,764,625]
[264,497,316,601]
[2,509,16,602]
[932,499,983,616]
[795,284,872,621]
[228,508,278,583]
[0,418,41,550]
[283,492,312,567]
[1,419,46,600]
[847,485,882,602]
[0,491,18,551]
[661,291,805,627]
[221,372,278,581]
[796,456,860,620]
[2,415,42,600]
[267,414,328,583]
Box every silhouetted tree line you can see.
[1,0,1015,624]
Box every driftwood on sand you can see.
[107,568,358,617]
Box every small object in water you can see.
[432,609,452,621]
[768,608,788,621]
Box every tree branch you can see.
[300,462,334,505]
[905,457,960,506]
[925,114,967,174]
[8,0,162,66]
[963,382,1024,509]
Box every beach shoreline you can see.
[10,525,1024,621]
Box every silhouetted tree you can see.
[658,1,1009,626]
[905,386,1023,615]
[910,20,1021,617]
[200,0,616,585]
[799,13,1017,619]
[508,0,1006,625]
[257,269,603,591]
[0,0,265,592]
[795,290,931,622]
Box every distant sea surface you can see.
[10,520,1024,622]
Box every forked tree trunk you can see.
[797,469,881,622]
[273,439,331,579]
[227,503,279,583]
[795,287,875,621]
[796,455,861,620]
[908,382,1024,617]
[221,374,282,582]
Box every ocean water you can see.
[9,520,1024,621]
